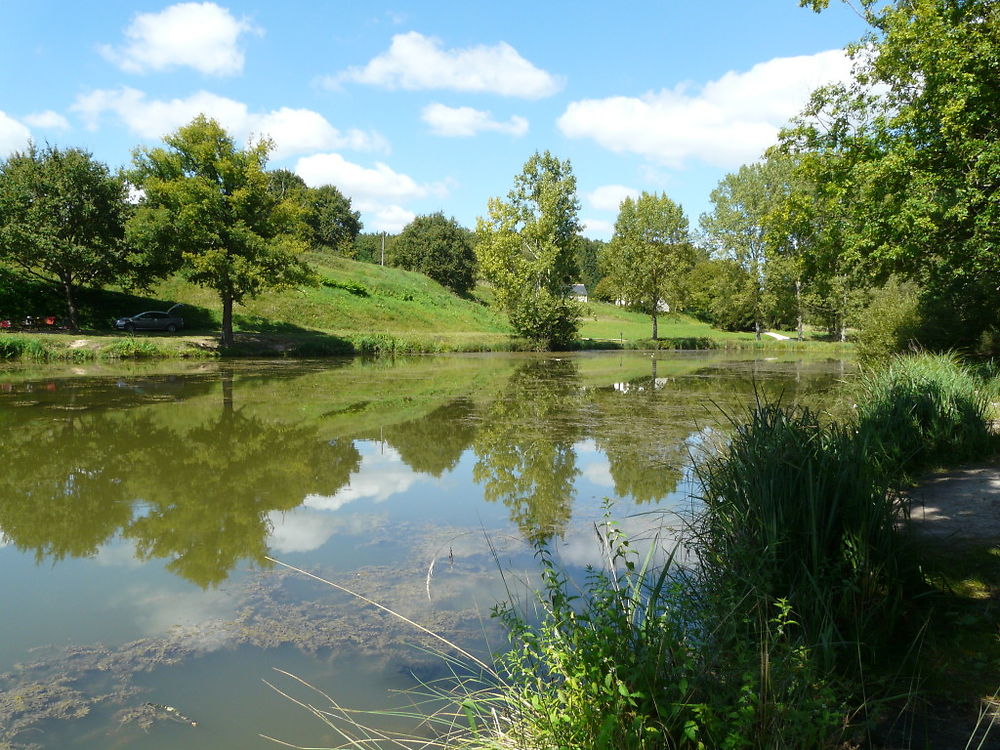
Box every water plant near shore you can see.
[249,353,998,748]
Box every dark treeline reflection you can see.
[0,356,844,584]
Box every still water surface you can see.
[0,352,852,749]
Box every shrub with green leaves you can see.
[854,278,922,363]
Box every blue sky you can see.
[1,1,868,237]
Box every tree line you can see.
[2,0,995,353]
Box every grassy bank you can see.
[301,353,996,749]
[1,259,851,361]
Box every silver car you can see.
[114,304,184,333]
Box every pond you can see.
[0,351,853,749]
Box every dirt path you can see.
[907,464,1000,543]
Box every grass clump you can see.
[855,352,997,480]
[100,337,169,360]
[0,335,49,362]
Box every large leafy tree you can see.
[389,212,477,295]
[476,151,582,350]
[129,116,310,346]
[0,144,130,330]
[790,0,1000,345]
[600,192,694,340]
[700,160,795,338]
[307,184,361,252]
[266,170,362,253]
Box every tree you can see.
[128,115,310,346]
[389,212,477,295]
[575,237,605,292]
[476,151,583,349]
[700,160,793,338]
[0,144,129,330]
[307,184,362,252]
[600,192,693,339]
[790,0,1000,346]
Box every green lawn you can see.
[1,258,850,358]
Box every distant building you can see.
[569,283,588,302]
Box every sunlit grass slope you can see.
[153,253,511,338]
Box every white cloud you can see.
[23,110,70,130]
[558,49,853,168]
[296,152,442,200]
[581,458,615,488]
[267,508,341,553]
[295,152,444,232]
[99,2,260,76]
[587,184,640,212]
[422,103,528,137]
[358,203,416,233]
[327,31,563,99]
[0,111,31,157]
[71,87,387,160]
[581,217,613,238]
[303,447,424,508]
[267,508,388,554]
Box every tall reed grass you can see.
[854,353,997,481]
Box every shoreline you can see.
[0,329,854,363]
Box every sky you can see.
[0,1,869,237]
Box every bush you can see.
[508,289,581,351]
[854,278,922,363]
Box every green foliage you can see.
[701,160,795,337]
[601,192,694,339]
[476,151,583,349]
[854,353,997,481]
[853,278,922,363]
[0,335,48,361]
[388,212,477,295]
[128,115,312,346]
[0,144,129,330]
[306,184,361,250]
[786,0,1000,345]
[493,528,700,749]
[350,232,396,263]
[694,402,912,674]
[489,514,847,750]
[507,288,581,351]
[321,277,369,296]
[575,237,605,292]
[100,337,169,360]
[683,258,755,331]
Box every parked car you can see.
[114,304,184,333]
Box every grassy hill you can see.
[0,255,849,360]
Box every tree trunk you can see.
[651,306,658,340]
[755,319,762,341]
[796,278,803,342]
[61,276,80,332]
[839,289,848,342]
[221,294,234,347]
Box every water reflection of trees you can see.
[0,357,847,583]
[380,398,477,477]
[0,378,361,587]
[473,359,584,541]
